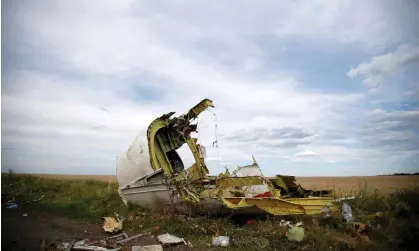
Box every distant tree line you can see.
[378,172,419,176]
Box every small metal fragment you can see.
[116,233,146,244]
[72,245,120,251]
[64,240,76,251]
[107,233,128,241]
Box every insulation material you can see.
[235,163,269,197]
[235,163,263,177]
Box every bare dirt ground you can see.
[2,204,106,251]
[1,203,191,251]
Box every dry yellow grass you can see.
[27,174,419,195]
[30,174,117,182]
[296,175,419,195]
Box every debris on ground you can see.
[280,220,292,228]
[187,240,193,248]
[247,219,256,225]
[321,206,332,219]
[6,203,18,209]
[342,203,355,222]
[64,240,76,251]
[280,220,304,228]
[22,213,28,216]
[106,233,128,242]
[157,233,185,246]
[58,239,121,251]
[212,236,230,247]
[116,233,148,244]
[286,226,305,242]
[55,231,154,251]
[102,216,123,233]
[132,245,163,251]
[334,196,356,202]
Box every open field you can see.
[2,173,419,250]
[296,176,419,196]
[26,173,419,196]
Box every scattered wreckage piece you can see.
[132,245,163,251]
[59,240,121,251]
[102,214,123,233]
[157,233,185,246]
[106,233,128,242]
[115,233,148,244]
[342,203,355,222]
[71,246,120,251]
[116,99,337,216]
[286,226,305,242]
[212,236,230,247]
[64,240,76,251]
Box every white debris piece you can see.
[342,203,355,222]
[279,220,293,228]
[321,207,332,218]
[157,233,184,245]
[132,245,163,251]
[212,236,230,247]
[334,196,356,202]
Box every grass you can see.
[2,172,128,221]
[2,173,419,250]
[21,173,419,196]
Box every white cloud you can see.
[347,44,419,86]
[2,0,418,175]
[295,151,317,157]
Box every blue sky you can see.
[2,0,419,176]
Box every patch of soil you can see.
[2,204,107,251]
[1,203,195,251]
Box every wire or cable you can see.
[196,117,203,146]
[206,109,220,170]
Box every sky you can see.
[2,0,419,176]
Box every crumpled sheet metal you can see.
[102,217,123,233]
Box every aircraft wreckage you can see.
[116,99,336,216]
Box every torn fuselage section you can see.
[117,99,336,215]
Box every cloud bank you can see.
[2,0,418,176]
